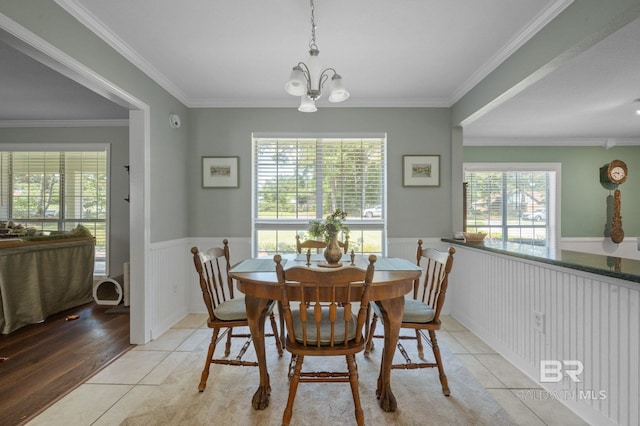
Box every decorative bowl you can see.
[463,232,487,243]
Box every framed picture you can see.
[202,156,239,188]
[403,155,440,187]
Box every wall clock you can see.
[600,160,628,243]
[606,159,627,184]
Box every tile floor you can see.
[26,315,587,426]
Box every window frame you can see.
[0,143,111,274]
[251,133,387,257]
[463,162,561,250]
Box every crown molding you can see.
[55,0,189,105]
[464,137,640,147]
[449,0,573,105]
[187,97,451,109]
[0,119,129,128]
[342,98,450,108]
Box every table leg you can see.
[373,296,404,412]
[245,295,271,410]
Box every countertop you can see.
[441,238,640,283]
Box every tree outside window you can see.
[1,150,109,273]
[253,136,386,256]
[464,164,558,247]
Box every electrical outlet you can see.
[534,311,545,333]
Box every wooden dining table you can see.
[230,253,422,412]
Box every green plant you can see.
[307,209,350,242]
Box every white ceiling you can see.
[465,15,640,142]
[1,0,639,142]
[58,0,565,108]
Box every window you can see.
[252,135,386,257]
[464,163,559,248]
[0,146,109,274]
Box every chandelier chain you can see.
[309,0,317,51]
[285,0,349,110]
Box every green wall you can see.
[464,145,640,237]
[188,107,452,239]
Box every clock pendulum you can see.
[610,188,624,243]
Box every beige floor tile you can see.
[26,384,132,426]
[456,354,506,388]
[437,330,469,354]
[449,330,496,354]
[440,314,468,332]
[475,354,540,389]
[172,313,208,329]
[487,388,546,426]
[26,311,594,426]
[87,350,170,384]
[140,351,197,385]
[92,386,156,426]
[513,389,589,426]
[132,327,195,351]
[176,327,211,352]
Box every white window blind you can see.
[464,163,559,248]
[1,148,109,274]
[253,135,386,256]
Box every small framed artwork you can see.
[403,155,440,187]
[202,156,239,188]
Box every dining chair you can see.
[365,240,456,396]
[295,234,349,254]
[274,254,376,426]
[191,240,282,392]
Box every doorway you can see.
[0,17,150,344]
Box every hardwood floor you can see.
[0,303,132,426]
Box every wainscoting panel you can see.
[150,237,458,340]
[449,245,639,426]
[148,238,191,339]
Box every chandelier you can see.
[285,0,349,112]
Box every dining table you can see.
[229,253,422,412]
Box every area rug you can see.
[121,329,514,426]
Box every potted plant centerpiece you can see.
[307,209,350,266]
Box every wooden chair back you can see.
[365,240,456,397]
[414,239,456,325]
[274,254,376,425]
[275,254,375,349]
[191,239,235,321]
[296,234,350,254]
[190,240,283,392]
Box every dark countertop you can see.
[441,238,640,284]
